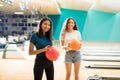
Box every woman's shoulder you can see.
[31,32,37,38]
[74,30,80,33]
[32,32,37,35]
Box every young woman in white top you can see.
[60,17,82,80]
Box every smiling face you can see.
[67,19,75,30]
[41,20,51,33]
[66,18,75,32]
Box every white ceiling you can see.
[0,0,120,15]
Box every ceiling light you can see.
[19,2,28,11]
[19,0,29,11]
[14,12,24,14]
[1,0,13,6]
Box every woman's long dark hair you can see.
[37,17,53,41]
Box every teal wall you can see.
[82,10,116,41]
[49,9,120,41]
[49,8,87,40]
[109,13,120,41]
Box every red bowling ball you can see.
[45,46,60,61]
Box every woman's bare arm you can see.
[29,42,49,55]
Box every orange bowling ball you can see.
[45,46,60,61]
[69,39,81,50]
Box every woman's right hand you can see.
[42,45,50,52]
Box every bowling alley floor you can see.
[0,41,120,80]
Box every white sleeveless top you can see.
[64,30,81,46]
